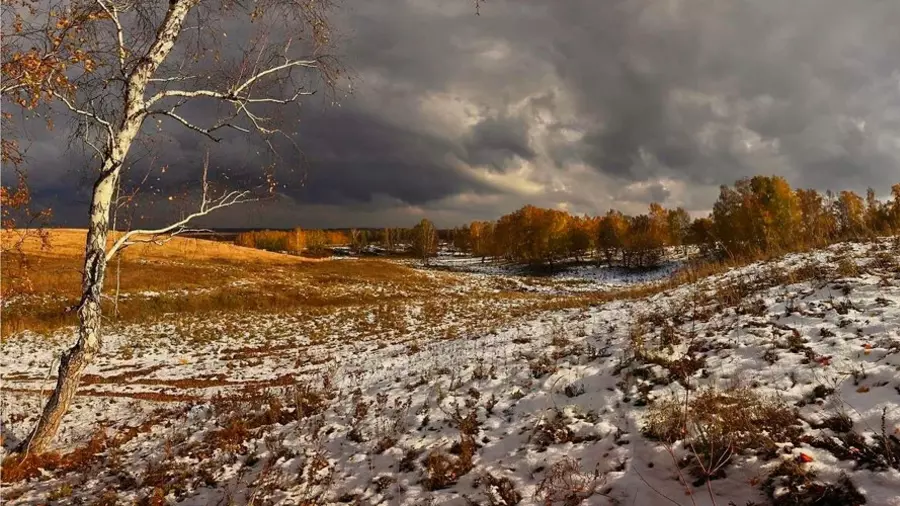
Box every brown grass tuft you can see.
[534,457,606,505]
[644,388,802,478]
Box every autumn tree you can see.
[380,227,397,253]
[0,174,52,301]
[11,0,339,453]
[411,218,437,265]
[834,190,867,239]
[755,176,801,251]
[350,228,367,252]
[862,187,899,236]
[468,220,494,262]
[891,184,900,233]
[616,204,670,269]
[543,209,571,267]
[711,176,801,255]
[687,217,716,254]
[596,210,628,266]
[567,215,594,261]
[452,225,471,253]
[795,189,835,247]
[711,184,746,258]
[0,0,89,304]
[666,207,691,254]
[621,214,662,268]
[648,203,670,246]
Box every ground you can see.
[1,231,899,505]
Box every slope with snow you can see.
[1,240,898,505]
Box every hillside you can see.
[1,239,899,505]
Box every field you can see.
[1,230,899,505]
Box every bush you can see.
[643,388,802,478]
[534,457,605,506]
[478,473,522,506]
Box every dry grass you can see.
[534,457,606,505]
[643,388,802,479]
[1,229,438,337]
[1,227,781,340]
[3,228,313,264]
[1,411,168,483]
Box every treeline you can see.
[234,177,900,266]
[235,229,351,255]
[232,226,446,256]
[447,177,900,268]
[447,204,688,268]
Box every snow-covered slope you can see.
[2,240,898,505]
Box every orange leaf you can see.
[798,453,814,463]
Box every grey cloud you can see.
[616,181,672,206]
[11,0,900,228]
[463,114,535,171]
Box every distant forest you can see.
[235,176,900,268]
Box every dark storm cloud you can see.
[291,107,494,205]
[463,114,535,171]
[531,0,900,193]
[12,0,900,228]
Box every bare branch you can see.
[52,91,114,138]
[148,75,200,82]
[95,0,127,73]
[147,109,224,142]
[105,189,254,262]
[145,59,319,107]
[201,150,209,212]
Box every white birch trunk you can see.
[21,0,197,453]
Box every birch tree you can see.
[412,218,437,265]
[8,0,338,453]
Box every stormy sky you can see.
[12,0,900,228]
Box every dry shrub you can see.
[2,452,64,483]
[714,277,756,309]
[1,428,110,483]
[529,354,557,379]
[235,229,305,253]
[399,447,422,473]
[534,457,605,506]
[47,482,74,500]
[139,459,213,504]
[628,321,706,386]
[788,261,830,285]
[420,403,481,490]
[477,472,522,506]
[449,406,480,437]
[870,250,899,270]
[739,298,768,316]
[643,388,801,477]
[836,257,861,278]
[421,436,476,491]
[293,381,332,419]
[549,324,571,348]
[203,383,333,456]
[90,490,120,506]
[373,436,397,454]
[810,409,900,472]
[531,410,574,450]
[764,460,866,506]
[206,418,250,453]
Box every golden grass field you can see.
[4,228,314,264]
[0,228,758,340]
[1,229,435,337]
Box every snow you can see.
[1,240,899,505]
[403,254,685,294]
